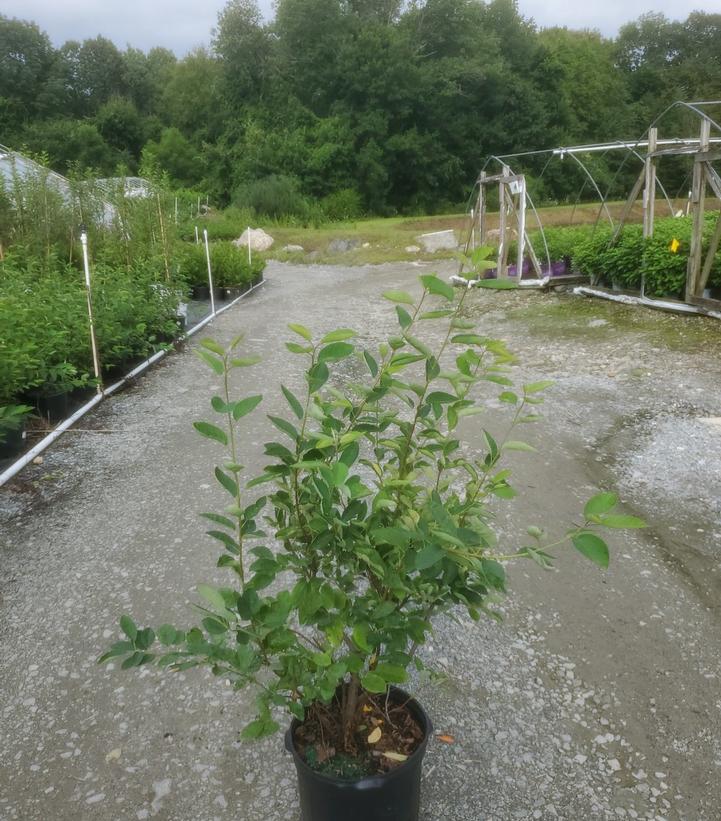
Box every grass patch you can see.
[193,198,695,267]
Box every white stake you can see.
[195,225,199,244]
[203,229,216,315]
[80,228,102,393]
[247,225,252,267]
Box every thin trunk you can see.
[342,674,360,753]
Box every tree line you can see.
[1,1,720,216]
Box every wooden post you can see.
[478,172,486,247]
[698,210,721,294]
[686,119,711,301]
[612,169,645,244]
[643,127,657,239]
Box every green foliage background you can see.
[2,4,720,216]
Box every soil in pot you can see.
[286,687,432,821]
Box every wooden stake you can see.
[698,208,721,294]
[643,127,657,239]
[686,119,711,301]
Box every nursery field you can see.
[1,261,721,819]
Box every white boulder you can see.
[234,228,274,252]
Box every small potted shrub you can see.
[0,404,34,460]
[101,265,641,819]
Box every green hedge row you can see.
[0,254,182,405]
[570,215,721,298]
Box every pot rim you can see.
[285,686,433,787]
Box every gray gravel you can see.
[1,262,721,820]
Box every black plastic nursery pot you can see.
[285,688,433,821]
[0,426,26,461]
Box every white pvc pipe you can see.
[0,278,266,488]
[247,226,252,267]
[80,230,102,388]
[573,286,721,319]
[203,228,216,315]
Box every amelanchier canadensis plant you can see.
[101,250,644,755]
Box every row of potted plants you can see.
[101,260,643,820]
[176,240,266,300]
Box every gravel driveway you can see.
[1,261,720,820]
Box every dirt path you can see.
[1,261,720,820]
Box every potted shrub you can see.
[28,361,92,422]
[100,265,641,819]
[0,404,34,460]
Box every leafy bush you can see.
[571,216,721,297]
[233,175,311,221]
[0,253,183,402]
[210,241,263,288]
[321,189,363,222]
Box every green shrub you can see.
[233,175,311,221]
[321,188,363,222]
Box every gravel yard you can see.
[1,261,720,820]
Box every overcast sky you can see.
[4,0,720,56]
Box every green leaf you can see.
[363,350,379,377]
[523,380,554,394]
[598,514,646,529]
[233,395,262,420]
[286,342,312,355]
[241,718,280,740]
[308,361,329,393]
[215,466,238,497]
[268,415,299,441]
[231,355,262,368]
[201,512,236,530]
[211,395,232,414]
[193,421,228,446]
[281,385,304,419]
[318,342,354,362]
[157,625,181,645]
[197,584,230,613]
[405,335,432,357]
[503,440,536,452]
[383,290,414,305]
[395,305,413,329]
[374,663,407,684]
[196,348,224,375]
[420,274,455,301]
[415,543,444,570]
[120,615,137,641]
[361,672,387,693]
[121,651,153,670]
[572,532,610,569]
[352,624,372,652]
[451,333,486,346]
[321,329,357,343]
[425,356,440,381]
[288,323,312,341]
[584,492,618,518]
[200,338,225,356]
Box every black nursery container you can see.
[285,689,432,821]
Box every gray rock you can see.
[327,238,361,253]
[281,244,304,253]
[405,245,421,253]
[417,230,457,252]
